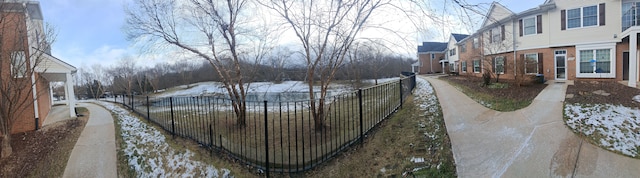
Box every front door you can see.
[623,52,629,80]
[555,50,567,80]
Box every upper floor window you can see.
[567,8,582,28]
[622,2,638,31]
[449,48,456,56]
[491,27,501,43]
[431,53,435,59]
[11,51,27,78]
[563,4,605,30]
[460,44,467,53]
[523,17,536,35]
[583,6,598,26]
[472,37,479,49]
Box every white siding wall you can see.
[516,13,551,50]
[548,0,622,46]
[482,20,515,55]
[447,37,459,62]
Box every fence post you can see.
[358,89,363,144]
[209,123,213,156]
[263,100,269,177]
[131,94,134,110]
[146,96,150,121]
[399,79,403,109]
[170,97,175,137]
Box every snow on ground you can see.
[96,101,232,177]
[156,78,400,98]
[564,103,640,157]
[412,78,443,156]
[414,77,439,115]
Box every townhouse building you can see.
[415,42,447,74]
[446,33,470,73]
[427,0,640,87]
[0,1,77,134]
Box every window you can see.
[525,53,538,74]
[622,2,637,31]
[472,37,479,49]
[449,48,456,56]
[523,17,536,35]
[494,56,505,74]
[11,51,26,78]
[579,49,610,73]
[462,61,467,72]
[449,63,455,72]
[567,5,598,29]
[473,60,480,73]
[583,6,598,26]
[576,44,615,78]
[567,8,581,28]
[460,44,466,53]
[431,53,435,59]
[491,27,501,43]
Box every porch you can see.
[36,51,77,119]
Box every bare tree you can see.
[0,3,57,158]
[267,46,293,83]
[261,0,390,129]
[125,0,273,126]
[110,57,138,95]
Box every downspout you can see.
[25,4,40,130]
[513,17,517,77]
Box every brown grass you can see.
[126,82,404,171]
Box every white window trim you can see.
[522,16,537,36]
[524,53,539,74]
[566,5,599,29]
[462,61,467,73]
[491,27,501,43]
[472,38,479,49]
[11,51,27,78]
[494,56,505,74]
[473,60,481,73]
[575,43,616,78]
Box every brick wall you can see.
[36,74,51,129]
[418,52,444,74]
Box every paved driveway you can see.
[420,76,640,178]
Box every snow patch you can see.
[156,78,400,98]
[564,103,640,157]
[96,101,232,177]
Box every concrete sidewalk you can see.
[420,75,640,178]
[63,102,117,178]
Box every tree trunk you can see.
[1,134,11,158]
[313,98,325,130]
[232,100,246,127]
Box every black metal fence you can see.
[111,74,416,174]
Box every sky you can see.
[38,0,543,70]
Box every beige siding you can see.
[516,13,552,50]
[548,0,622,46]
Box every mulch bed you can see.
[565,81,640,108]
[441,75,547,102]
[0,113,88,177]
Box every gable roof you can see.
[480,2,515,28]
[451,33,469,42]
[417,42,447,53]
